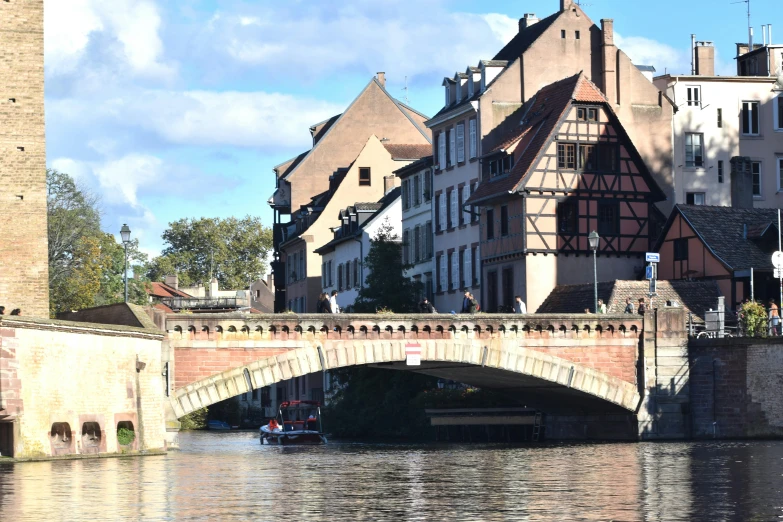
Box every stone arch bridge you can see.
[164,313,670,438]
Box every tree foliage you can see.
[147,217,272,290]
[738,300,768,337]
[47,169,149,316]
[352,219,422,313]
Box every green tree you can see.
[147,216,272,289]
[353,219,422,313]
[94,233,149,307]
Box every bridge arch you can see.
[169,339,641,419]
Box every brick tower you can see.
[0,0,49,317]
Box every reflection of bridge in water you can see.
[165,312,688,440]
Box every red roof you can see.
[382,143,433,160]
[467,73,608,204]
[147,282,192,299]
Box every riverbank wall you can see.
[0,315,167,458]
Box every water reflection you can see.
[1,433,782,521]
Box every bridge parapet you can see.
[165,313,642,342]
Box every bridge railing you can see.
[164,313,643,341]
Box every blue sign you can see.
[645,266,654,280]
[645,252,660,263]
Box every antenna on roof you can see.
[401,76,410,105]
[731,0,752,49]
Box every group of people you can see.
[0,306,21,316]
[316,291,340,313]
[416,290,528,314]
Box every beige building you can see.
[654,42,783,207]
[269,74,431,311]
[0,0,48,318]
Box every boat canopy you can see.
[279,400,321,408]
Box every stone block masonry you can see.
[0,0,49,318]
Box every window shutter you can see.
[438,133,446,169]
[462,184,470,224]
[450,190,457,228]
[451,253,459,290]
[449,129,456,166]
[402,180,409,210]
[469,119,477,159]
[403,230,409,264]
[464,249,472,288]
[424,170,431,201]
[425,221,432,257]
[457,123,465,163]
[439,194,447,231]
[439,255,447,290]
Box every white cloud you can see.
[615,33,688,75]
[482,13,519,45]
[44,0,173,79]
[93,154,164,207]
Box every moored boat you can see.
[208,420,232,430]
[260,400,327,445]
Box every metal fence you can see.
[161,297,249,311]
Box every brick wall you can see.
[173,345,289,390]
[0,0,49,318]
[690,338,783,438]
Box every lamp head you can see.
[588,230,599,251]
[120,224,131,244]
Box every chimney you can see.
[164,274,179,290]
[377,72,386,87]
[560,0,575,11]
[770,25,773,45]
[695,42,715,76]
[209,277,219,298]
[519,13,538,30]
[763,25,768,46]
[384,175,399,195]
[601,19,617,105]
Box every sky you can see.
[43,0,781,259]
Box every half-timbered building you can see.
[466,73,667,312]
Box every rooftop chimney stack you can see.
[601,19,617,105]
[763,25,767,45]
[519,13,539,30]
[695,42,715,76]
[560,0,575,11]
[383,175,399,195]
[377,72,386,87]
[165,274,179,290]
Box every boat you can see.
[207,420,232,430]
[260,400,327,445]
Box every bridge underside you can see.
[374,361,634,415]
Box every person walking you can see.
[769,299,780,336]
[317,293,332,313]
[637,298,646,315]
[461,290,478,314]
[514,296,527,314]
[623,297,634,314]
[419,297,436,313]
[329,290,340,314]
[597,299,607,314]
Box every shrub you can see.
[180,407,208,430]
[739,300,768,337]
[117,427,136,446]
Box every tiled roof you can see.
[468,73,604,204]
[148,282,192,299]
[536,280,725,322]
[481,59,509,67]
[382,143,433,160]
[492,12,559,62]
[427,95,479,123]
[668,205,779,271]
[354,202,383,211]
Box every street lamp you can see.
[120,224,131,303]
[588,230,600,314]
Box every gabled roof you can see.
[467,73,665,205]
[148,282,192,299]
[658,205,780,271]
[382,143,432,161]
[275,151,309,180]
[537,280,725,322]
[492,11,560,62]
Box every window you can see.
[458,186,464,226]
[463,249,471,288]
[327,260,333,286]
[597,201,619,236]
[486,208,495,239]
[717,108,722,128]
[438,132,446,169]
[500,205,509,236]
[489,159,499,178]
[469,119,477,159]
[403,230,410,264]
[456,123,465,163]
[752,161,761,197]
[471,247,478,285]
[718,160,724,183]
[353,259,359,288]
[579,144,596,171]
[775,96,783,130]
[686,86,701,107]
[435,194,442,231]
[337,264,343,290]
[685,133,704,167]
[558,200,578,235]
[741,101,759,136]
[673,238,688,261]
[461,185,470,225]
[449,189,457,229]
[402,179,409,210]
[561,29,566,39]
[437,255,444,292]
[577,108,598,121]
[502,154,514,173]
[779,158,783,192]
[598,144,617,172]
[459,249,465,288]
[423,170,431,201]
[575,30,580,40]
[557,143,576,169]
[447,252,453,290]
[686,192,705,205]
[359,167,371,185]
[413,175,421,206]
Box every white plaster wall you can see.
[402,167,435,295]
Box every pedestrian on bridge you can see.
[329,290,340,314]
[624,298,634,314]
[461,290,478,314]
[419,298,436,313]
[514,296,526,314]
[769,299,780,336]
[317,293,332,313]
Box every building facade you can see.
[468,74,666,313]
[269,74,431,312]
[0,0,48,318]
[654,45,783,207]
[397,157,435,301]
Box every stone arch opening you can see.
[216,325,224,334]
[241,325,250,336]
[81,421,102,454]
[116,421,136,450]
[174,325,183,336]
[188,325,196,338]
[228,325,237,333]
[49,422,74,456]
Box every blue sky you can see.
[44,0,781,258]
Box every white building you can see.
[397,157,435,300]
[654,41,783,207]
[315,188,402,312]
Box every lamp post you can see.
[120,224,131,303]
[588,230,600,314]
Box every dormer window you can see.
[468,77,474,97]
[445,85,451,106]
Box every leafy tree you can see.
[50,235,103,314]
[147,216,272,289]
[353,219,422,313]
[94,233,149,307]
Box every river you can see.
[1,432,782,521]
